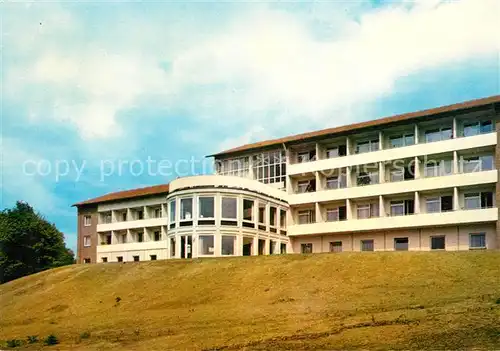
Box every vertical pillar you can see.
[379,196,385,217]
[453,187,460,211]
[414,156,421,179]
[346,136,352,156]
[453,151,459,174]
[286,175,293,194]
[315,142,322,161]
[453,117,457,139]
[315,171,322,191]
[265,238,270,255]
[248,155,255,180]
[346,166,352,188]
[379,131,384,150]
[252,237,259,256]
[315,202,322,223]
[414,124,419,144]
[414,192,420,214]
[346,199,353,220]
[379,161,385,183]
[127,208,132,221]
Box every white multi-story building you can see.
[76,95,500,263]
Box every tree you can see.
[0,201,75,283]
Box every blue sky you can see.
[2,0,499,252]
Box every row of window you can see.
[297,192,494,224]
[84,208,164,226]
[295,120,494,163]
[84,230,162,247]
[300,233,487,253]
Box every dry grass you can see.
[2,251,500,350]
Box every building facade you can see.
[75,95,500,263]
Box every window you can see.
[356,139,379,154]
[390,169,404,182]
[180,198,193,220]
[83,235,91,247]
[462,155,494,173]
[258,203,266,224]
[243,199,254,222]
[361,240,374,252]
[389,134,414,148]
[357,171,379,186]
[464,192,493,209]
[217,156,250,177]
[170,237,176,257]
[199,196,214,218]
[297,179,316,193]
[298,210,315,224]
[270,207,277,227]
[253,150,286,184]
[424,160,452,177]
[221,197,237,219]
[105,234,112,245]
[133,256,139,262]
[297,150,315,163]
[154,231,161,241]
[463,120,493,137]
[280,209,287,228]
[150,255,157,261]
[137,210,144,220]
[326,145,347,158]
[425,127,452,143]
[102,257,108,263]
[137,232,144,242]
[470,233,486,249]
[120,234,127,244]
[83,215,91,226]
[326,208,339,222]
[221,236,236,255]
[301,243,313,254]
[83,258,91,264]
[169,200,176,226]
[102,213,112,224]
[330,241,342,253]
[154,208,162,218]
[426,196,453,213]
[326,174,346,189]
[390,200,414,216]
[122,212,127,222]
[357,203,378,219]
[394,237,409,251]
[117,256,123,262]
[431,236,445,250]
[199,235,215,255]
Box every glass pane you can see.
[463,158,480,173]
[390,203,404,216]
[480,121,493,133]
[180,198,193,220]
[426,198,440,213]
[327,148,339,158]
[464,194,480,209]
[221,236,235,255]
[441,128,452,140]
[243,199,254,221]
[199,235,215,255]
[221,197,237,219]
[464,123,479,137]
[280,209,287,228]
[356,142,370,154]
[390,170,404,182]
[270,207,277,226]
[425,130,440,143]
[481,155,494,171]
[326,209,339,222]
[390,136,403,148]
[371,141,379,152]
[394,238,409,251]
[431,236,445,250]
[357,206,370,219]
[330,241,342,252]
[470,234,486,248]
[199,197,214,218]
[258,203,266,224]
[405,134,415,146]
[361,240,374,251]
[326,177,339,189]
[169,201,176,222]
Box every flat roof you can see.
[208,94,500,158]
[73,184,170,207]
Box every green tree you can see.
[0,201,74,283]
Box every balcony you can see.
[287,132,496,176]
[288,207,498,236]
[97,217,167,232]
[288,169,497,205]
[97,240,167,253]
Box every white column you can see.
[379,196,385,217]
[346,136,352,155]
[453,151,459,174]
[143,206,149,219]
[265,238,270,255]
[252,237,259,256]
[414,124,419,144]
[126,229,133,243]
[315,171,322,191]
[346,166,352,188]
[414,192,420,214]
[453,187,460,211]
[414,156,421,179]
[127,208,132,221]
[315,142,323,161]
[248,156,255,180]
[453,117,457,139]
[315,202,322,223]
[286,175,293,194]
[379,162,385,183]
[346,199,353,220]
[379,131,384,150]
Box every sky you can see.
[2,0,499,252]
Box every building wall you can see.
[77,205,98,263]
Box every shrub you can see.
[6,339,22,347]
[27,335,38,344]
[44,334,59,346]
[80,331,91,339]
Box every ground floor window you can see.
[150,255,157,261]
[102,257,108,263]
[221,236,236,255]
[133,256,139,262]
[431,236,445,250]
[117,256,123,262]
[199,235,215,255]
[280,243,287,254]
[329,241,342,253]
[470,233,486,249]
[394,237,409,251]
[361,240,374,252]
[301,243,313,254]
[83,258,91,264]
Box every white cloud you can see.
[4,0,499,146]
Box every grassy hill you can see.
[2,252,500,350]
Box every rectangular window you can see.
[154,208,162,218]
[390,201,404,216]
[464,193,481,209]
[326,175,345,189]
[426,197,440,213]
[357,203,378,219]
[330,241,342,253]
[297,151,311,163]
[221,236,236,255]
[301,243,313,254]
[470,233,486,249]
[170,237,176,257]
[83,215,91,226]
[218,156,250,177]
[137,232,144,243]
[326,208,339,222]
[199,196,215,218]
[356,139,379,154]
[199,235,215,255]
[150,255,157,261]
[357,171,379,186]
[122,212,127,222]
[425,127,452,143]
[133,256,139,262]
[463,120,493,137]
[180,198,193,220]
[390,169,404,182]
[361,240,374,252]
[297,179,316,193]
[83,258,91,264]
[298,210,315,224]
[169,200,176,223]
[137,210,144,220]
[117,256,123,262]
[258,203,266,224]
[424,160,453,177]
[83,235,91,247]
[431,236,445,250]
[394,237,409,251]
[253,150,287,185]
[280,209,287,228]
[270,207,277,226]
[243,199,254,222]
[389,134,414,148]
[154,231,161,241]
[103,213,112,224]
[326,147,339,158]
[462,155,494,173]
[221,197,237,219]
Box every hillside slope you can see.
[2,252,500,350]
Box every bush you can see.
[27,335,38,344]
[80,331,91,339]
[6,339,22,347]
[44,334,59,346]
